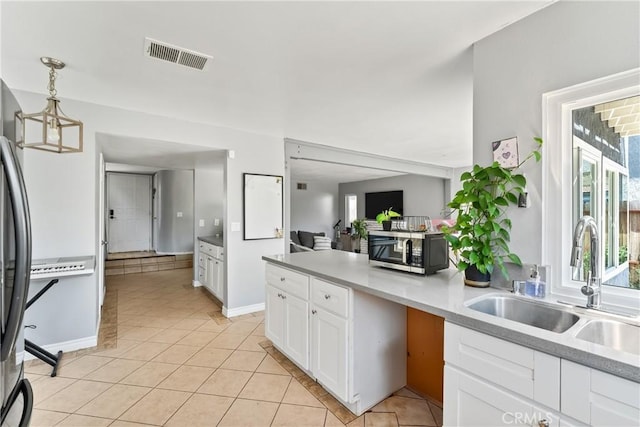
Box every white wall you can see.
[195,165,224,239]
[338,174,446,223]
[15,89,284,348]
[290,180,339,239]
[472,0,640,265]
[156,169,194,253]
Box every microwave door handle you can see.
[0,137,32,362]
[401,239,409,264]
[407,239,413,265]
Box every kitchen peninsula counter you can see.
[263,250,639,382]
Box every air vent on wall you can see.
[144,37,212,71]
[297,183,308,190]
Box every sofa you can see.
[290,230,337,252]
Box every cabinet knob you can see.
[538,419,549,427]
[324,294,331,299]
[281,294,286,299]
[312,309,317,314]
[277,293,282,298]
[280,277,285,281]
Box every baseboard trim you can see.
[223,302,265,318]
[155,251,193,256]
[22,335,98,361]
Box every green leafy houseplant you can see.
[442,137,543,281]
[351,218,368,240]
[351,218,368,253]
[375,208,401,224]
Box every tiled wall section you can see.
[106,255,193,275]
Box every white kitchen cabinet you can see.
[309,276,406,415]
[311,301,348,401]
[264,263,406,416]
[265,264,310,370]
[444,322,560,410]
[198,240,224,301]
[444,322,639,427]
[444,365,559,427]
[444,322,562,427]
[561,359,640,426]
[265,284,285,345]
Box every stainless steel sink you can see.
[467,295,580,333]
[574,319,640,356]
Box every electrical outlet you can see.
[214,218,220,226]
[177,212,183,217]
[199,219,205,227]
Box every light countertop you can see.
[263,250,640,382]
[198,235,223,247]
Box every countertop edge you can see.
[263,254,640,383]
[198,236,223,247]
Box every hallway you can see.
[24,269,442,426]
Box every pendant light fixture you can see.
[15,57,83,153]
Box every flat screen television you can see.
[365,190,403,219]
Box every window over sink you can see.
[543,69,640,309]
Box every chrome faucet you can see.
[570,216,601,309]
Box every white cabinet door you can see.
[265,284,285,347]
[444,365,558,427]
[211,258,224,300]
[561,360,640,426]
[206,255,215,293]
[311,307,348,402]
[214,259,224,298]
[283,293,309,370]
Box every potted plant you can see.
[442,137,542,287]
[376,208,401,231]
[351,218,368,253]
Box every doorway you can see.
[106,172,152,254]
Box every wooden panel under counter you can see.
[407,307,444,404]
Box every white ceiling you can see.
[98,133,225,170]
[290,158,405,185]
[1,1,554,168]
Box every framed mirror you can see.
[243,173,284,240]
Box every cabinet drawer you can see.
[199,241,215,257]
[444,322,559,408]
[311,278,349,318]
[198,254,206,267]
[198,267,205,283]
[266,264,309,300]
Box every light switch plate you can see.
[231,222,241,232]
[199,219,205,227]
[177,212,183,217]
[214,218,220,226]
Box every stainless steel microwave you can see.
[368,230,449,275]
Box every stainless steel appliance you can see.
[0,80,34,427]
[368,230,449,275]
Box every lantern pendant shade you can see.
[15,57,83,153]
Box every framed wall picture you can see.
[492,137,519,169]
[243,173,283,240]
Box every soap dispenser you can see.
[525,265,546,298]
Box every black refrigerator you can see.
[0,80,34,426]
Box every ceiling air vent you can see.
[144,37,212,71]
[296,183,308,190]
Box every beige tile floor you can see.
[23,268,443,427]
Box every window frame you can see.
[542,68,640,310]
[345,194,357,227]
